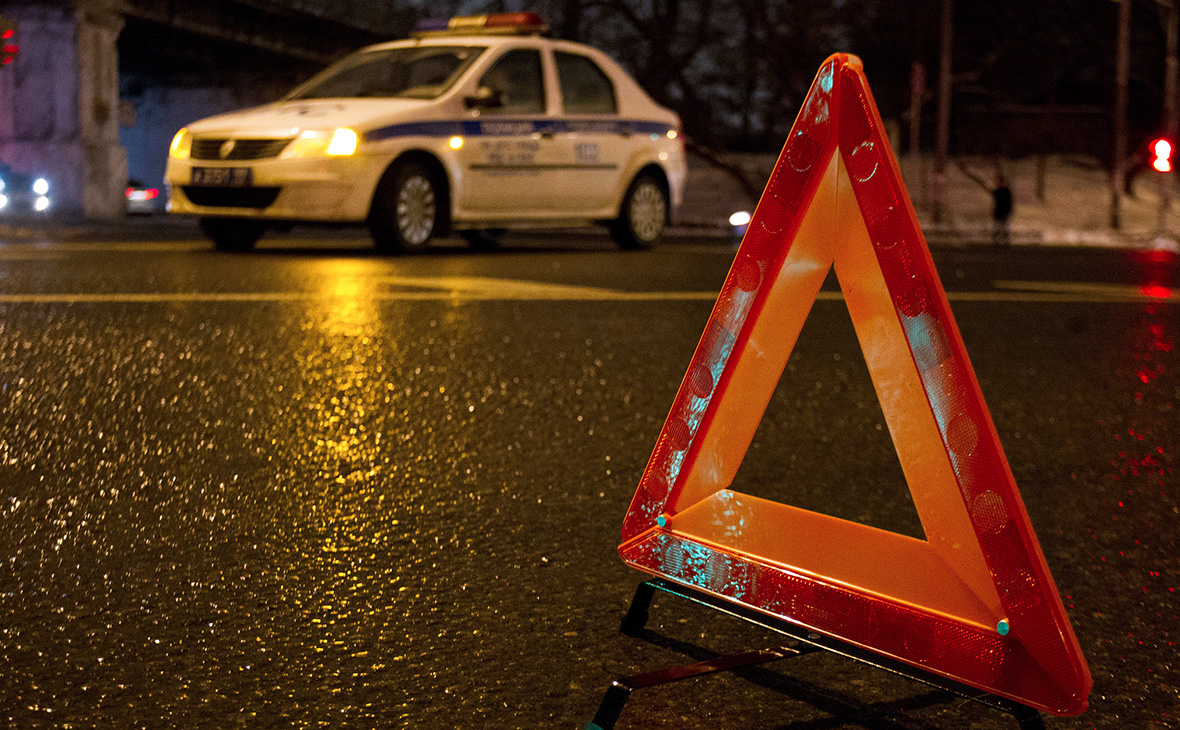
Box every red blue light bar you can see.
[413,13,548,37]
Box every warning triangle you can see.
[618,54,1091,716]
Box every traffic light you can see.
[0,16,17,67]
[1151,137,1173,173]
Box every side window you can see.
[555,52,617,115]
[478,49,545,114]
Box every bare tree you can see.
[574,1,723,141]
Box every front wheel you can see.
[200,218,266,251]
[611,173,668,250]
[370,161,444,253]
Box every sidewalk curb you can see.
[675,218,1180,252]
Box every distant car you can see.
[126,179,162,215]
[164,12,686,252]
[0,162,51,215]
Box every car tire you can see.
[611,173,668,250]
[370,161,444,253]
[460,229,504,251]
[200,218,266,251]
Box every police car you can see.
[165,12,686,252]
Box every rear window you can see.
[555,51,617,114]
[287,46,485,100]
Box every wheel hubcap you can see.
[397,176,435,246]
[630,182,666,242]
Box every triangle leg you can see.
[619,581,656,637]
[592,578,1049,729]
[585,646,811,730]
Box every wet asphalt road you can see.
[0,231,1176,729]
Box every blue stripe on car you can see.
[364,118,674,142]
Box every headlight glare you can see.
[281,130,328,158]
[281,128,359,158]
[327,128,358,156]
[33,178,49,195]
[169,128,192,159]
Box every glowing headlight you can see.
[282,128,358,158]
[34,196,50,212]
[326,128,358,156]
[282,130,326,158]
[33,177,49,195]
[729,211,752,227]
[0,193,8,209]
[729,210,751,237]
[169,127,192,159]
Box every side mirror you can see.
[464,86,503,109]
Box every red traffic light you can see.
[1151,138,1173,173]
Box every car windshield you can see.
[286,46,486,101]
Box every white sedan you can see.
[165,12,686,252]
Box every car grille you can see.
[182,186,281,209]
[191,138,293,160]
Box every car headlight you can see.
[33,177,49,195]
[169,127,192,159]
[281,127,359,158]
[327,128,359,156]
[0,193,7,210]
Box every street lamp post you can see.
[932,0,953,225]
[1159,1,1178,235]
[1112,0,1131,231]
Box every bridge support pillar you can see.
[0,0,126,219]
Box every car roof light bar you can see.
[413,13,548,38]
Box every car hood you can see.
[185,98,438,137]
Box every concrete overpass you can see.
[0,0,410,219]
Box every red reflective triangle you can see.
[618,54,1091,716]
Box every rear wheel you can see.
[611,173,668,250]
[200,218,266,251]
[370,161,444,253]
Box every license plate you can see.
[191,167,253,187]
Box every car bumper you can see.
[165,155,382,221]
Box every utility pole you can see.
[932,0,953,224]
[910,61,927,208]
[1112,0,1132,230]
[1159,1,1178,234]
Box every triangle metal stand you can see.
[585,579,1046,730]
